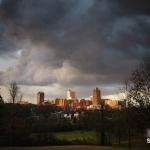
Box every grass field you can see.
[30,130,97,144]
[30,131,150,148]
[1,131,149,150]
[0,146,147,150]
[54,130,97,142]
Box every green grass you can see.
[30,130,97,144]
[53,130,96,142]
[30,131,150,149]
[0,146,144,150]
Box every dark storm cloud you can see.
[0,20,20,54]
[115,0,150,16]
[0,0,150,86]
[0,0,74,51]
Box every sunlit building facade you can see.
[55,98,67,107]
[104,99,119,109]
[67,89,76,100]
[37,91,44,105]
[92,87,101,106]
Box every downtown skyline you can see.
[0,0,150,103]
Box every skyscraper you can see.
[93,87,101,106]
[37,91,44,105]
[67,89,76,100]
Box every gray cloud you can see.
[0,0,150,89]
[115,0,150,16]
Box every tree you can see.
[126,55,150,147]
[8,82,19,104]
[0,88,4,104]
[100,101,106,146]
[7,82,20,145]
[129,55,150,108]
[0,95,4,104]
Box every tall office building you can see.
[67,89,76,100]
[92,87,101,106]
[37,91,44,105]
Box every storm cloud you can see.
[0,0,150,99]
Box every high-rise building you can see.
[37,91,44,105]
[67,89,76,100]
[92,87,101,106]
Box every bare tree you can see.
[0,88,4,103]
[129,55,150,108]
[121,79,132,148]
[126,55,150,147]
[8,82,19,104]
[7,82,23,145]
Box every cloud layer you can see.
[0,0,150,99]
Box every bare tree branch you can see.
[8,82,19,104]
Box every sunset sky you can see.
[0,0,150,103]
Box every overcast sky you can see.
[0,0,150,103]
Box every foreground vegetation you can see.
[0,146,149,150]
[0,103,150,147]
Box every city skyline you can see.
[0,85,125,104]
[35,87,120,110]
[0,0,150,103]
